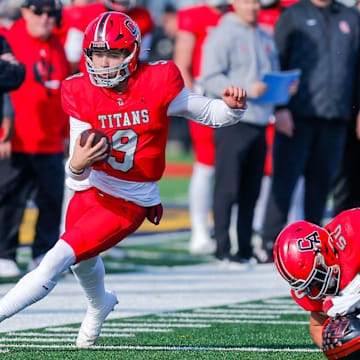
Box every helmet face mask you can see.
[83,12,141,88]
[274,221,341,300]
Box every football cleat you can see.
[76,290,118,347]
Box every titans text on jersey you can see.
[98,109,150,128]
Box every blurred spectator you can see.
[202,0,283,265]
[148,3,177,62]
[257,0,281,35]
[56,0,154,73]
[261,0,360,261]
[174,0,232,255]
[0,34,25,129]
[332,1,360,215]
[0,0,70,277]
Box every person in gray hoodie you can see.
[201,0,285,265]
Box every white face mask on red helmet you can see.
[274,220,341,300]
[83,11,141,88]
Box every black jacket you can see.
[275,0,360,122]
[0,34,25,126]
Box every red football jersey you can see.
[291,208,360,312]
[6,19,70,153]
[177,5,226,79]
[62,60,184,182]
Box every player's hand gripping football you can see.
[221,85,247,109]
[70,133,109,173]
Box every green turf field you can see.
[0,297,324,360]
[0,153,327,359]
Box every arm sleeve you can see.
[64,27,84,63]
[167,87,247,127]
[0,36,25,92]
[274,9,294,71]
[3,92,14,121]
[64,116,91,181]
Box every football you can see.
[79,129,111,165]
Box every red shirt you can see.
[292,208,360,312]
[62,60,184,182]
[6,19,70,153]
[177,5,227,79]
[57,3,153,38]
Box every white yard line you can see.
[0,344,322,352]
[0,263,288,333]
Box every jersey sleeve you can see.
[61,75,83,120]
[164,61,185,106]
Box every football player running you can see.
[0,12,247,347]
[274,208,360,348]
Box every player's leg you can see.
[262,119,310,259]
[188,122,215,254]
[213,126,239,262]
[304,121,346,224]
[236,125,267,261]
[29,153,65,270]
[0,239,75,321]
[62,188,147,346]
[72,256,118,347]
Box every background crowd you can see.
[0,0,359,276]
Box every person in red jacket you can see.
[274,208,360,348]
[0,12,247,347]
[0,0,70,277]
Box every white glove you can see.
[340,273,360,296]
[324,293,360,317]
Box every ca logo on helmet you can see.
[297,231,321,251]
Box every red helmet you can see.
[83,11,141,87]
[273,220,340,300]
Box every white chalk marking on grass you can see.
[194,309,305,315]
[229,304,302,310]
[161,313,280,319]
[0,344,322,352]
[7,332,76,338]
[264,299,294,305]
[103,323,211,328]
[46,327,172,333]
[0,337,77,342]
[147,318,308,325]
[7,332,135,338]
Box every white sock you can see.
[71,256,105,311]
[189,162,215,230]
[0,240,75,321]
